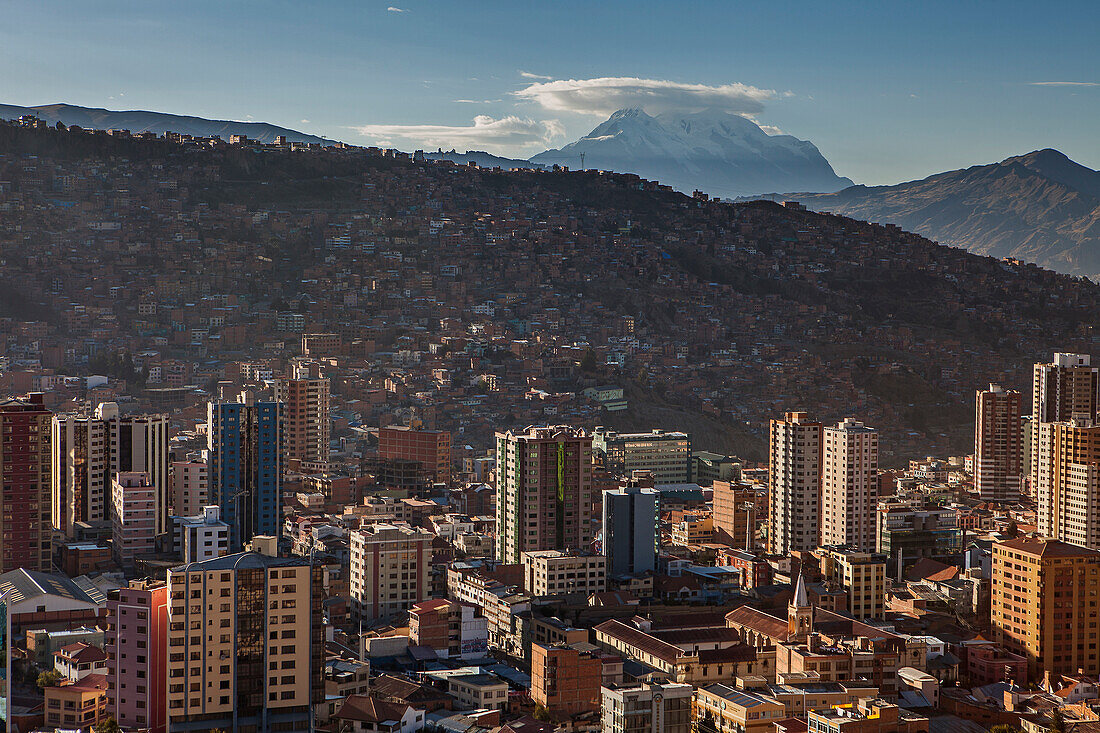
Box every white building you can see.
[820,418,879,550]
[601,682,693,733]
[171,505,231,562]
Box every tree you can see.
[579,348,597,373]
[1050,708,1067,733]
[94,717,122,733]
[988,726,1021,733]
[37,669,62,688]
[1005,520,1018,538]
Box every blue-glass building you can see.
[208,398,283,551]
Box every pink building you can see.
[964,643,1028,687]
[105,580,168,733]
[112,471,157,565]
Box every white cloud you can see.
[454,99,502,104]
[515,76,779,117]
[300,119,311,124]
[387,6,407,12]
[520,71,552,80]
[758,124,784,136]
[1028,81,1098,87]
[352,115,565,153]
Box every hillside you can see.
[775,149,1100,278]
[0,120,1096,462]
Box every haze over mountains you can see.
[0,103,331,145]
[531,107,854,199]
[776,149,1100,278]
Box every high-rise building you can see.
[495,426,594,564]
[170,460,208,517]
[166,553,324,732]
[1036,419,1100,549]
[1030,353,1099,495]
[992,538,1100,680]
[974,384,1023,501]
[208,394,283,551]
[602,485,659,577]
[273,362,330,468]
[768,411,822,555]
[112,471,157,566]
[600,682,693,733]
[0,394,52,572]
[591,428,691,484]
[377,425,452,485]
[820,418,878,550]
[105,580,168,733]
[349,522,434,622]
[52,402,170,537]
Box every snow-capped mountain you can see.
[531,107,853,198]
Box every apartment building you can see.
[974,384,1023,501]
[814,546,888,620]
[1030,353,1099,495]
[166,553,324,732]
[1036,419,1100,549]
[105,580,168,733]
[992,538,1100,680]
[495,426,594,564]
[521,550,607,597]
[170,460,208,518]
[602,485,659,577]
[768,411,822,555]
[111,471,157,566]
[350,522,434,622]
[591,428,691,484]
[820,418,878,550]
[274,363,331,467]
[53,402,170,538]
[0,394,53,572]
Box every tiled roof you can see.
[333,694,411,723]
[724,605,788,641]
[593,620,684,664]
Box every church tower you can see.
[788,572,813,640]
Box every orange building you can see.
[43,673,108,731]
[378,425,452,484]
[530,642,602,720]
[712,481,765,550]
[992,538,1100,680]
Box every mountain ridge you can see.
[0,102,332,145]
[757,149,1100,277]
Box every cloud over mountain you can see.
[515,76,779,117]
[352,115,564,154]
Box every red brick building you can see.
[0,393,53,572]
[378,426,452,484]
[530,643,601,720]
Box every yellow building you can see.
[694,683,786,733]
[815,546,887,620]
[670,513,715,546]
[167,552,324,732]
[992,538,1100,681]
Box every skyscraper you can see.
[208,394,283,551]
[820,418,878,550]
[495,426,594,564]
[1030,353,1099,495]
[0,394,52,573]
[166,553,324,732]
[273,361,330,468]
[52,402,170,537]
[768,411,822,555]
[602,485,659,577]
[974,384,1023,501]
[1036,418,1100,549]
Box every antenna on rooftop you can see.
[580,153,585,171]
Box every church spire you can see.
[788,571,813,640]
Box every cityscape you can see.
[2,3,1100,733]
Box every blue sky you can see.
[2,0,1097,184]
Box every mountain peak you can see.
[1002,148,1100,199]
[532,108,852,198]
